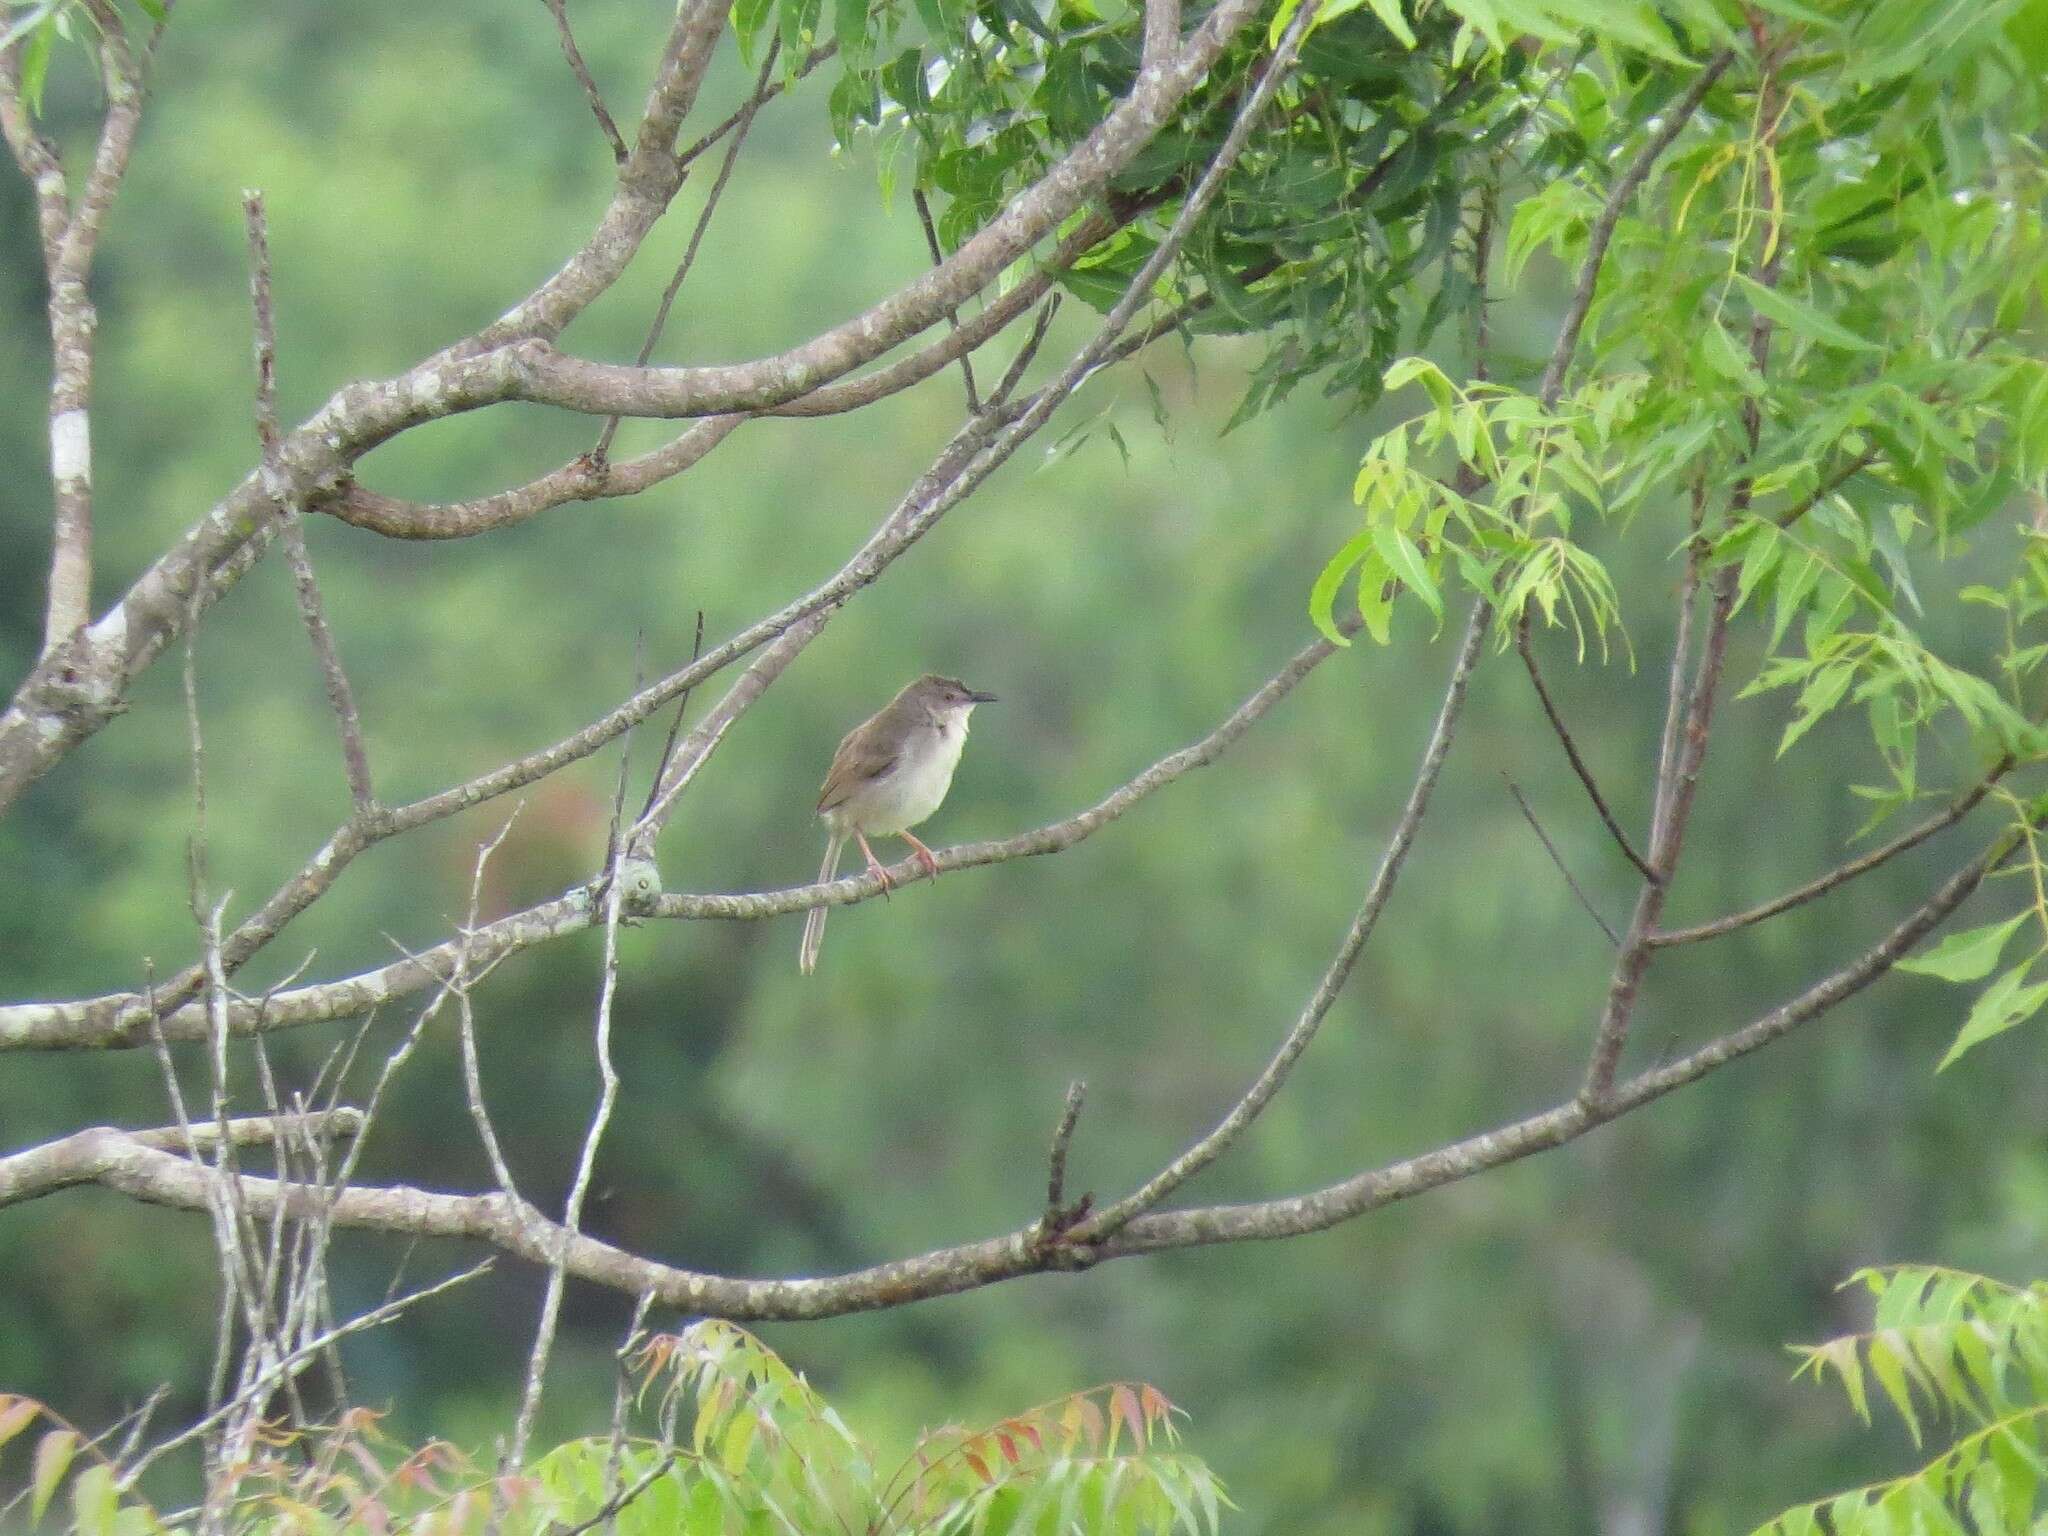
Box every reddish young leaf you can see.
[1138,1385,1173,1427]
[1074,1394,1105,1449]
[1110,1385,1145,1450]
[994,1429,1020,1466]
[962,1444,992,1483]
[0,1397,40,1453]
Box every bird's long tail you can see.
[798,832,845,975]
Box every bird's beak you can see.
[968,689,999,704]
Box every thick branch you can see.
[0,0,1261,814]
[0,1111,364,1206]
[329,416,744,539]
[8,839,2000,1318]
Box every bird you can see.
[798,673,997,974]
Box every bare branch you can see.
[1517,621,1654,880]
[5,623,1352,1050]
[1107,833,2008,1255]
[1503,773,1620,946]
[1072,600,1488,1244]
[593,39,781,463]
[1651,765,2009,947]
[0,39,71,253]
[1142,0,1180,73]
[676,44,836,169]
[113,1261,492,1495]
[913,186,983,414]
[246,191,375,810]
[0,1112,365,1203]
[16,826,2003,1321]
[542,0,629,163]
[1040,1082,1090,1237]
[514,762,634,1465]
[331,416,744,539]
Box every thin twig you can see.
[115,1263,493,1494]
[1517,621,1655,880]
[639,609,703,823]
[552,1452,681,1536]
[599,1290,658,1534]
[512,662,640,1466]
[913,187,982,413]
[1073,599,1489,1244]
[542,0,628,163]
[1536,50,1735,409]
[1044,1081,1087,1218]
[246,190,374,811]
[1504,773,1619,945]
[1652,765,2010,947]
[675,44,835,170]
[593,39,780,462]
[455,815,526,1198]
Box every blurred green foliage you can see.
[5,3,2048,1533]
[0,1323,1228,1536]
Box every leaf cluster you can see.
[0,1325,1226,1536]
[1756,1265,2048,1535]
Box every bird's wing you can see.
[817,716,902,812]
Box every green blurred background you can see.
[3,5,2042,1531]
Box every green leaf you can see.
[1939,965,2048,1071]
[32,1429,77,1524]
[1370,526,1443,627]
[71,1464,117,1536]
[1356,0,1416,47]
[1355,548,1396,645]
[1309,530,1374,646]
[0,1,57,57]
[20,16,53,114]
[1897,914,2029,983]
[732,0,777,63]
[1732,274,1884,354]
[132,0,164,19]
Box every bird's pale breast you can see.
[825,716,968,836]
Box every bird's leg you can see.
[855,830,895,899]
[898,830,942,882]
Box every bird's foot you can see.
[900,830,941,882]
[856,832,895,900]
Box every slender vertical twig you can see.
[593,40,781,462]
[542,0,628,163]
[913,187,983,413]
[245,191,374,811]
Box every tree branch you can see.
[1650,765,2009,948]
[1071,601,1488,1244]
[1517,621,1655,880]
[541,0,629,164]
[5,836,2002,1318]
[2,623,1353,1050]
[0,0,1262,815]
